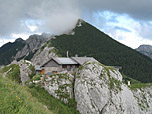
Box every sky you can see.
[0,0,152,49]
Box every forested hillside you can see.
[0,38,25,65]
[50,20,152,83]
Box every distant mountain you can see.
[15,34,49,61]
[0,38,26,65]
[46,19,152,83]
[136,45,152,59]
[0,33,50,65]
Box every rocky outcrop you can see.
[74,61,152,114]
[31,46,57,66]
[18,60,34,85]
[43,72,74,103]
[136,45,152,59]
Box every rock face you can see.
[43,72,74,103]
[133,87,152,113]
[15,34,50,60]
[74,61,152,114]
[31,46,57,65]
[136,45,152,59]
[18,60,33,85]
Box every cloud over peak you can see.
[0,0,152,48]
[0,0,81,36]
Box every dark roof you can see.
[41,57,78,67]
[53,57,78,65]
[41,57,98,67]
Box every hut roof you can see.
[71,57,98,65]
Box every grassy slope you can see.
[28,86,79,114]
[0,76,52,114]
[50,20,152,83]
[0,64,21,83]
[0,65,79,114]
[122,74,152,90]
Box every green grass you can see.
[27,85,79,114]
[122,74,141,84]
[122,74,152,90]
[40,42,48,52]
[27,73,79,114]
[28,64,35,79]
[0,75,52,114]
[49,48,62,57]
[32,74,41,81]
[0,64,21,83]
[0,65,79,114]
[0,75,79,114]
[129,83,152,90]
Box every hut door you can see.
[41,69,45,75]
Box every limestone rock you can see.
[43,73,74,103]
[136,45,152,59]
[74,61,152,114]
[133,87,152,113]
[31,46,57,66]
[18,60,33,85]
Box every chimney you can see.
[75,54,78,57]
[67,51,69,58]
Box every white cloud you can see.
[0,0,81,36]
[27,25,38,32]
[110,15,152,48]
[0,32,44,47]
[12,33,29,40]
[0,38,15,47]
[0,1,152,49]
[91,11,152,49]
[108,30,152,49]
[0,33,29,47]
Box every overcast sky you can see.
[0,0,152,48]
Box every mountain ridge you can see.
[0,34,50,65]
[48,19,152,83]
[0,38,26,65]
[15,34,50,61]
[1,19,152,83]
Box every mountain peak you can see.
[77,19,85,23]
[76,19,85,27]
[137,44,152,52]
[15,38,25,43]
[136,44,152,59]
